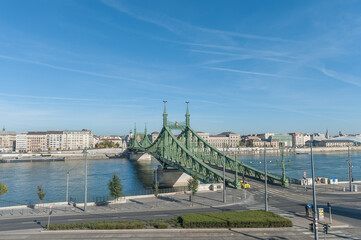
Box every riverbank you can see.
[0,148,123,161]
[222,146,361,156]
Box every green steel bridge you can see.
[128,102,289,188]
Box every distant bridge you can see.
[128,102,288,188]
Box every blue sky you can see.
[0,0,361,136]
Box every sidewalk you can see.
[0,188,251,218]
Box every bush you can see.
[181,210,292,228]
[155,222,169,229]
[181,213,228,228]
[48,221,145,230]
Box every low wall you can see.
[1,148,124,161]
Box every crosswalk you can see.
[246,180,313,203]
[245,203,360,239]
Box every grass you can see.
[47,210,292,230]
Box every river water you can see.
[0,152,360,207]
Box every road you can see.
[0,178,360,239]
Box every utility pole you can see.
[264,142,268,211]
[83,148,88,212]
[310,135,319,240]
[348,146,352,192]
[66,172,69,203]
[223,144,226,203]
[281,144,287,186]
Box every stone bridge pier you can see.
[156,166,192,188]
[129,152,152,161]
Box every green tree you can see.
[187,174,199,206]
[37,185,46,204]
[108,173,123,201]
[0,182,8,199]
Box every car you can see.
[240,180,250,189]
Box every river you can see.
[0,152,360,207]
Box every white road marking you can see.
[66,218,83,221]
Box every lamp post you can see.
[223,144,226,203]
[66,172,69,203]
[310,135,319,240]
[264,142,268,211]
[83,148,88,212]
[348,146,352,192]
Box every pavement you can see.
[0,181,360,239]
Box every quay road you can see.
[0,179,360,239]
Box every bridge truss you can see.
[128,102,288,188]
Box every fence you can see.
[0,186,189,208]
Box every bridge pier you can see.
[129,152,152,161]
[157,167,192,188]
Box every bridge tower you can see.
[163,101,168,162]
[185,101,191,150]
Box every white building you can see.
[258,133,275,140]
[62,129,92,150]
[290,133,305,147]
[0,131,16,152]
[16,133,27,152]
[150,132,160,142]
[46,131,63,151]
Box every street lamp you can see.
[310,135,319,240]
[83,148,88,212]
[348,146,352,192]
[66,172,69,203]
[222,144,226,203]
[264,142,268,211]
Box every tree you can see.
[0,182,8,199]
[37,185,46,204]
[108,173,123,201]
[153,182,159,208]
[187,174,199,206]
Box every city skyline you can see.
[1,0,361,135]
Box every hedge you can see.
[48,221,145,230]
[181,210,292,228]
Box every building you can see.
[303,134,311,144]
[150,132,160,142]
[0,131,16,152]
[258,133,275,140]
[247,139,279,147]
[62,129,93,150]
[27,131,47,152]
[98,136,122,147]
[47,131,63,151]
[290,133,304,147]
[16,133,27,152]
[241,136,261,146]
[194,131,240,148]
[313,133,326,141]
[318,139,354,147]
[270,134,293,147]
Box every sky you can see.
[0,0,361,136]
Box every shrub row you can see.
[48,221,145,230]
[181,210,292,228]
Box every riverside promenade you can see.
[0,181,359,240]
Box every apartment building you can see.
[15,133,27,152]
[47,131,63,150]
[0,131,16,152]
[62,129,92,150]
[27,131,47,152]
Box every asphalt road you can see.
[0,179,360,238]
